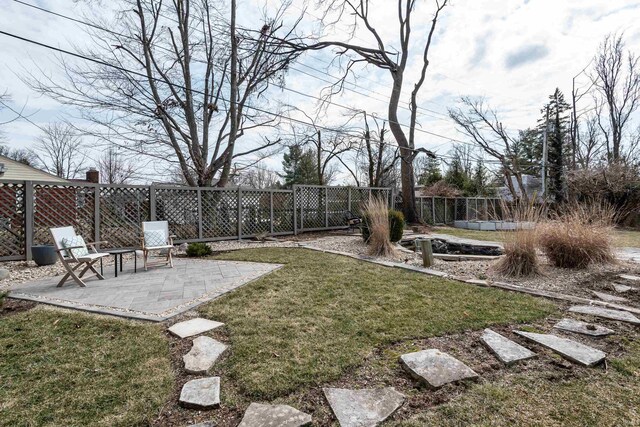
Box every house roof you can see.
[0,155,69,183]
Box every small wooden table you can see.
[100,249,137,277]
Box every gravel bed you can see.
[303,234,640,306]
[303,235,421,263]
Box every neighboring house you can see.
[497,174,543,202]
[0,155,69,183]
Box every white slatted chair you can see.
[50,226,109,287]
[141,221,175,271]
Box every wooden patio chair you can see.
[141,221,175,271]
[50,226,109,287]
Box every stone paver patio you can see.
[7,258,281,321]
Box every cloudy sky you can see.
[0,0,639,183]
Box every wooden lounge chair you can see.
[50,226,109,287]
[141,221,175,271]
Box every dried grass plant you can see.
[493,201,544,277]
[538,201,616,269]
[363,197,397,257]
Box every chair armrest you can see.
[55,245,85,252]
[86,240,108,247]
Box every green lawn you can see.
[201,248,555,399]
[0,308,173,427]
[7,247,639,425]
[434,226,640,248]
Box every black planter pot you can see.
[31,245,58,266]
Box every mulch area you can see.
[0,297,36,318]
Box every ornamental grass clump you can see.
[494,202,543,277]
[538,202,615,269]
[362,197,397,257]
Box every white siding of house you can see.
[0,155,69,183]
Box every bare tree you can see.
[591,33,640,162]
[98,147,137,184]
[25,0,305,187]
[449,97,529,203]
[575,115,604,169]
[32,123,87,179]
[291,0,445,222]
[339,112,399,187]
[233,164,281,188]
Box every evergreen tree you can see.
[514,128,542,176]
[468,162,489,195]
[280,145,318,187]
[417,156,443,186]
[444,155,470,193]
[540,88,571,203]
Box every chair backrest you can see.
[142,221,170,245]
[50,226,77,258]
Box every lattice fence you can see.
[0,180,504,261]
[100,186,150,248]
[417,197,502,224]
[32,183,95,246]
[295,186,392,231]
[0,182,26,259]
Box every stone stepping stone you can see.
[554,318,614,337]
[399,349,478,389]
[183,336,228,374]
[568,305,640,325]
[179,377,220,410]
[480,329,536,365]
[323,387,405,427]
[238,403,312,427]
[168,318,224,339]
[592,291,628,303]
[515,331,606,367]
[613,284,634,293]
[618,274,640,283]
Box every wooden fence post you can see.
[431,197,436,224]
[237,187,242,240]
[94,184,100,247]
[197,188,203,239]
[293,186,298,235]
[25,181,33,261]
[149,185,157,220]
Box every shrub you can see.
[362,209,405,243]
[362,197,396,257]
[186,242,213,257]
[538,202,615,269]
[494,202,543,277]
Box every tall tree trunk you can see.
[388,76,417,222]
[217,0,238,187]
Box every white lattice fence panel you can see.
[201,189,238,239]
[0,183,26,258]
[100,187,150,247]
[272,192,294,233]
[33,184,95,245]
[155,188,198,240]
[241,190,271,236]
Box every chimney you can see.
[86,167,99,183]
